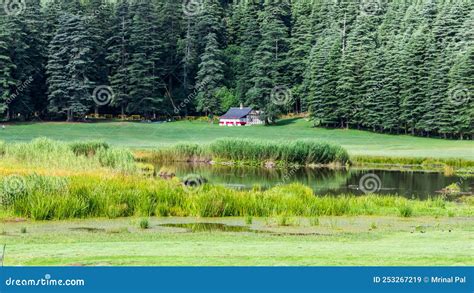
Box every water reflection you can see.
[154,163,472,199]
[160,223,251,233]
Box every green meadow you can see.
[1,119,473,159]
[2,216,473,266]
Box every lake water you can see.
[154,163,473,199]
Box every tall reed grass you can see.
[1,174,469,220]
[352,155,474,169]
[0,138,136,173]
[69,141,109,156]
[147,139,350,166]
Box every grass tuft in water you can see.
[139,219,150,230]
[245,215,253,225]
[399,205,414,218]
[69,141,109,156]
[310,217,320,226]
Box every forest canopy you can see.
[0,0,472,139]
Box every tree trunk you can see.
[67,109,74,122]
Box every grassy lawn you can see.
[2,216,473,266]
[0,119,473,159]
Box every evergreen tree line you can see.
[0,0,472,139]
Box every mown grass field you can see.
[2,216,473,266]
[1,119,473,159]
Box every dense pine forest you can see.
[0,0,472,139]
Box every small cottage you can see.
[219,105,263,126]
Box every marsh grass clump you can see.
[96,147,137,173]
[5,138,80,168]
[309,217,320,226]
[277,215,290,226]
[139,218,150,229]
[0,174,68,210]
[1,138,137,173]
[69,141,109,156]
[210,139,350,165]
[245,215,253,225]
[276,215,299,227]
[149,139,349,166]
[174,143,210,162]
[150,143,210,163]
[20,227,27,234]
[399,205,413,218]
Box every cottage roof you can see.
[220,107,253,119]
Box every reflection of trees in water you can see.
[155,163,472,199]
[342,170,471,199]
[158,163,351,191]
